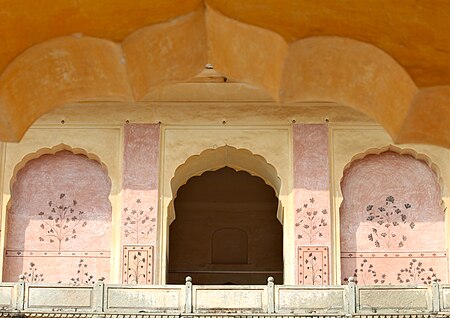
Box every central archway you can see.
[167,146,284,284]
[168,166,283,284]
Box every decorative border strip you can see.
[341,251,447,258]
[122,245,154,284]
[298,246,329,285]
[5,250,110,258]
[0,314,352,318]
[0,313,437,318]
[0,314,181,318]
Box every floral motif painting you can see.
[4,151,111,283]
[296,198,328,244]
[365,196,414,249]
[123,199,156,244]
[298,246,329,285]
[122,245,153,284]
[340,151,447,285]
[38,193,88,252]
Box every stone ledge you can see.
[3,313,448,318]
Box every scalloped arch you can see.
[0,6,448,148]
[168,145,283,224]
[0,36,134,141]
[280,37,417,138]
[340,145,445,209]
[9,143,110,196]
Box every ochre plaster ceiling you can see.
[0,0,449,148]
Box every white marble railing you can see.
[0,277,448,315]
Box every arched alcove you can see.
[168,145,283,225]
[3,147,112,284]
[340,149,447,285]
[168,167,283,285]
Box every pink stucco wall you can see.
[4,151,111,283]
[340,151,447,285]
[293,124,331,285]
[121,124,160,284]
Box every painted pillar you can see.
[293,124,331,285]
[121,124,160,284]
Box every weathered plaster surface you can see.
[121,124,160,284]
[293,124,331,285]
[0,118,446,285]
[4,151,111,283]
[0,5,449,147]
[340,151,447,284]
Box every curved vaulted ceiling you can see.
[0,0,449,148]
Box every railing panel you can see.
[275,285,347,314]
[0,283,17,310]
[0,281,442,315]
[357,286,432,313]
[24,284,96,311]
[440,284,450,311]
[104,284,185,313]
[193,285,267,313]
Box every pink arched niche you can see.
[3,147,112,284]
[340,149,447,285]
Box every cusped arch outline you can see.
[4,144,114,281]
[9,143,112,205]
[168,145,283,224]
[0,5,448,148]
[340,145,446,210]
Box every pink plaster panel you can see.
[121,124,160,284]
[121,189,158,244]
[4,255,109,284]
[340,151,446,284]
[293,124,331,285]
[341,252,447,285]
[298,246,329,285]
[123,124,160,190]
[122,245,154,284]
[293,124,329,190]
[4,151,111,283]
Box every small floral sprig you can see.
[397,259,439,285]
[38,193,87,251]
[123,199,156,244]
[304,252,323,285]
[366,196,413,248]
[128,251,147,284]
[344,259,386,285]
[296,198,328,244]
[70,259,105,286]
[22,262,44,283]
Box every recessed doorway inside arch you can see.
[168,166,283,285]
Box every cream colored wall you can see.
[329,124,450,284]
[0,103,448,285]
[0,124,124,283]
[159,126,294,284]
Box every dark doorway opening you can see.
[168,166,283,284]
